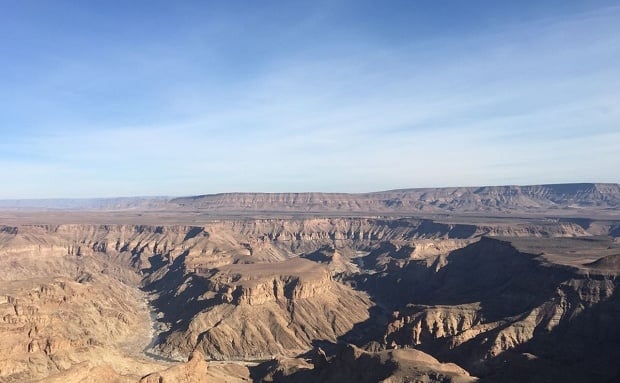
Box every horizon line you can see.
[0,181,618,201]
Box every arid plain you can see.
[1,183,619,382]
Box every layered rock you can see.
[0,276,152,382]
[257,344,476,383]
[157,258,373,360]
[139,350,209,383]
[0,218,598,281]
[171,183,620,216]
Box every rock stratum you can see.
[1,183,618,218]
[171,183,620,216]
[0,185,619,382]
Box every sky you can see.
[0,0,618,198]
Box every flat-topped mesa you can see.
[203,258,332,306]
[2,183,618,218]
[170,183,620,215]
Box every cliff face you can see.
[0,218,588,277]
[2,183,618,215]
[171,183,620,215]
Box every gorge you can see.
[1,184,619,382]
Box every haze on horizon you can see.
[1,0,618,199]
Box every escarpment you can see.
[170,183,620,216]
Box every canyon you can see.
[0,184,619,382]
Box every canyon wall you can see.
[0,215,619,382]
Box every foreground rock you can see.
[258,344,476,382]
[0,249,158,382]
[139,350,209,383]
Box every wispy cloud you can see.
[0,3,618,197]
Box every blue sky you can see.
[1,1,618,198]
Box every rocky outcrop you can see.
[204,258,332,305]
[139,350,209,383]
[157,258,373,360]
[257,344,476,382]
[386,304,485,347]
